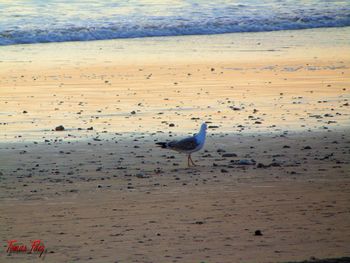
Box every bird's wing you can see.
[168,136,199,151]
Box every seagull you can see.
[156,123,207,167]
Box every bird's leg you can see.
[187,154,191,167]
[189,154,196,166]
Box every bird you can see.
[156,123,207,167]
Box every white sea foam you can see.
[0,0,349,45]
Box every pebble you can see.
[230,106,241,111]
[136,173,149,179]
[222,153,237,157]
[234,159,256,165]
[254,230,263,236]
[55,125,65,131]
[257,163,269,168]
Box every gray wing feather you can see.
[168,137,199,151]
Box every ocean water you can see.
[0,0,349,46]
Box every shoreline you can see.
[1,25,350,47]
[1,27,349,68]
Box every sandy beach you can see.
[0,27,350,262]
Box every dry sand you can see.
[0,27,350,262]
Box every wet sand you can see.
[0,27,350,262]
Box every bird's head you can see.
[201,123,207,131]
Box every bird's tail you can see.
[156,142,168,149]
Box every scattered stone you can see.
[257,163,269,168]
[135,173,149,179]
[230,106,241,111]
[236,159,256,165]
[222,153,237,157]
[269,162,281,167]
[55,125,65,131]
[254,230,263,236]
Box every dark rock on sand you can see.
[230,106,241,111]
[257,163,269,168]
[222,153,237,157]
[231,159,256,165]
[135,173,149,179]
[254,230,263,236]
[55,125,65,131]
